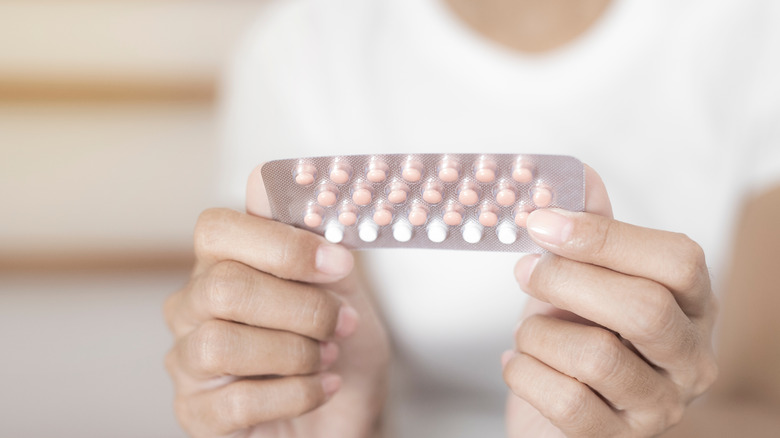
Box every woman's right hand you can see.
[164,208,390,438]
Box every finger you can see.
[502,352,627,438]
[192,208,354,283]
[515,253,699,371]
[524,208,711,316]
[246,163,272,218]
[583,164,613,218]
[166,260,359,340]
[169,319,340,381]
[177,374,341,437]
[516,315,676,412]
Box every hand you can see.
[163,209,390,438]
[503,167,719,437]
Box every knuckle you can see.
[287,335,319,373]
[201,261,246,316]
[634,401,686,436]
[630,283,677,340]
[295,290,340,339]
[514,315,542,345]
[531,255,572,298]
[218,382,256,430]
[548,381,589,422]
[273,227,317,280]
[671,234,708,290]
[665,401,686,429]
[693,355,719,396]
[502,356,525,394]
[188,320,232,375]
[590,218,618,259]
[579,329,622,382]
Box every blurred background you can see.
[0,1,268,436]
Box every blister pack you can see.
[259,153,584,253]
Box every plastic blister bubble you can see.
[259,153,584,253]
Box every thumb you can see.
[246,163,272,218]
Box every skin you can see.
[503,167,719,437]
[445,0,780,435]
[164,0,780,436]
[163,208,390,438]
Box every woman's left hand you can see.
[503,166,719,438]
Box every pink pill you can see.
[496,188,516,206]
[373,208,393,226]
[473,158,498,183]
[403,169,421,183]
[422,188,443,204]
[443,211,463,226]
[366,159,389,183]
[304,212,323,228]
[514,211,530,227]
[295,172,315,185]
[317,190,337,207]
[511,158,534,183]
[475,168,496,183]
[294,163,317,185]
[408,208,428,226]
[458,189,479,206]
[532,187,553,208]
[338,211,357,226]
[367,168,387,183]
[479,211,498,227]
[512,167,533,183]
[438,167,459,183]
[330,168,351,184]
[353,188,373,205]
[401,159,424,183]
[388,189,408,204]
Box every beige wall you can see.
[0,2,268,436]
[0,0,268,264]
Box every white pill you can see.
[462,221,483,244]
[324,222,345,243]
[358,221,379,243]
[393,221,413,242]
[497,222,518,244]
[427,221,448,243]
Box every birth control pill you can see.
[497,222,518,244]
[329,161,353,184]
[462,221,483,244]
[294,163,317,186]
[324,222,345,243]
[358,221,379,242]
[427,221,448,243]
[473,157,497,183]
[393,221,413,242]
[531,185,553,208]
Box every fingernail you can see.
[319,342,340,370]
[501,350,517,368]
[514,255,540,291]
[315,244,354,276]
[527,209,574,246]
[321,373,342,398]
[335,305,359,338]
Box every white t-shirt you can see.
[220,0,780,435]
